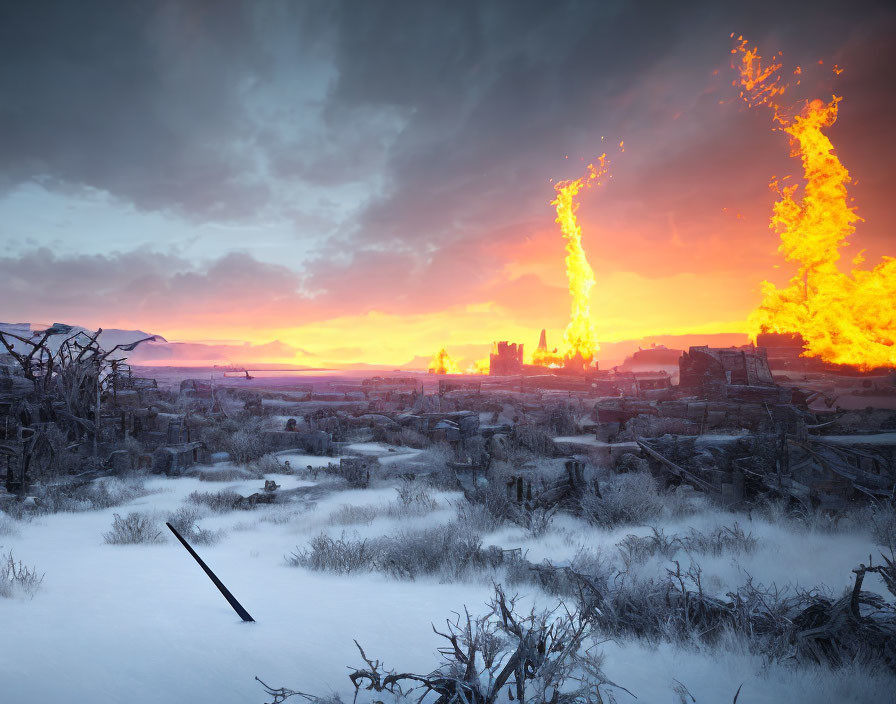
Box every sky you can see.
[0,0,893,368]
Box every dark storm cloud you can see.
[311,0,896,252]
[0,1,273,219]
[1,0,894,313]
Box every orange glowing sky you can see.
[0,2,893,368]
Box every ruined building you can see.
[489,341,524,375]
[678,345,781,402]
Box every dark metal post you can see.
[166,522,255,622]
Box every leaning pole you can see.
[166,522,255,623]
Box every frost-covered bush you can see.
[166,506,222,545]
[513,424,555,456]
[201,416,268,464]
[289,533,378,574]
[616,527,682,567]
[461,468,560,535]
[506,547,614,598]
[579,471,676,528]
[328,504,381,526]
[388,479,438,518]
[259,585,625,704]
[251,453,287,475]
[77,478,152,510]
[524,505,557,537]
[0,550,44,599]
[262,585,627,704]
[290,522,489,580]
[187,489,242,512]
[103,512,164,545]
[464,475,519,525]
[227,428,266,464]
[376,523,484,580]
[614,452,650,473]
[616,523,756,567]
[37,477,153,514]
[758,497,895,544]
[684,522,757,556]
[454,498,504,533]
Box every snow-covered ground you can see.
[1,453,893,703]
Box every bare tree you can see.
[0,325,158,494]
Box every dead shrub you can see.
[103,512,164,545]
[453,498,504,533]
[614,452,650,473]
[684,523,757,556]
[187,489,242,512]
[617,527,682,567]
[36,477,153,514]
[578,471,671,528]
[166,506,222,545]
[524,505,558,537]
[388,479,438,517]
[0,550,44,599]
[328,504,381,526]
[289,522,489,581]
[227,427,266,464]
[375,523,485,580]
[251,453,288,475]
[616,524,757,567]
[464,477,519,526]
[288,533,378,574]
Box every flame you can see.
[466,357,490,375]
[550,155,611,366]
[428,348,461,374]
[531,346,563,367]
[734,38,896,370]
